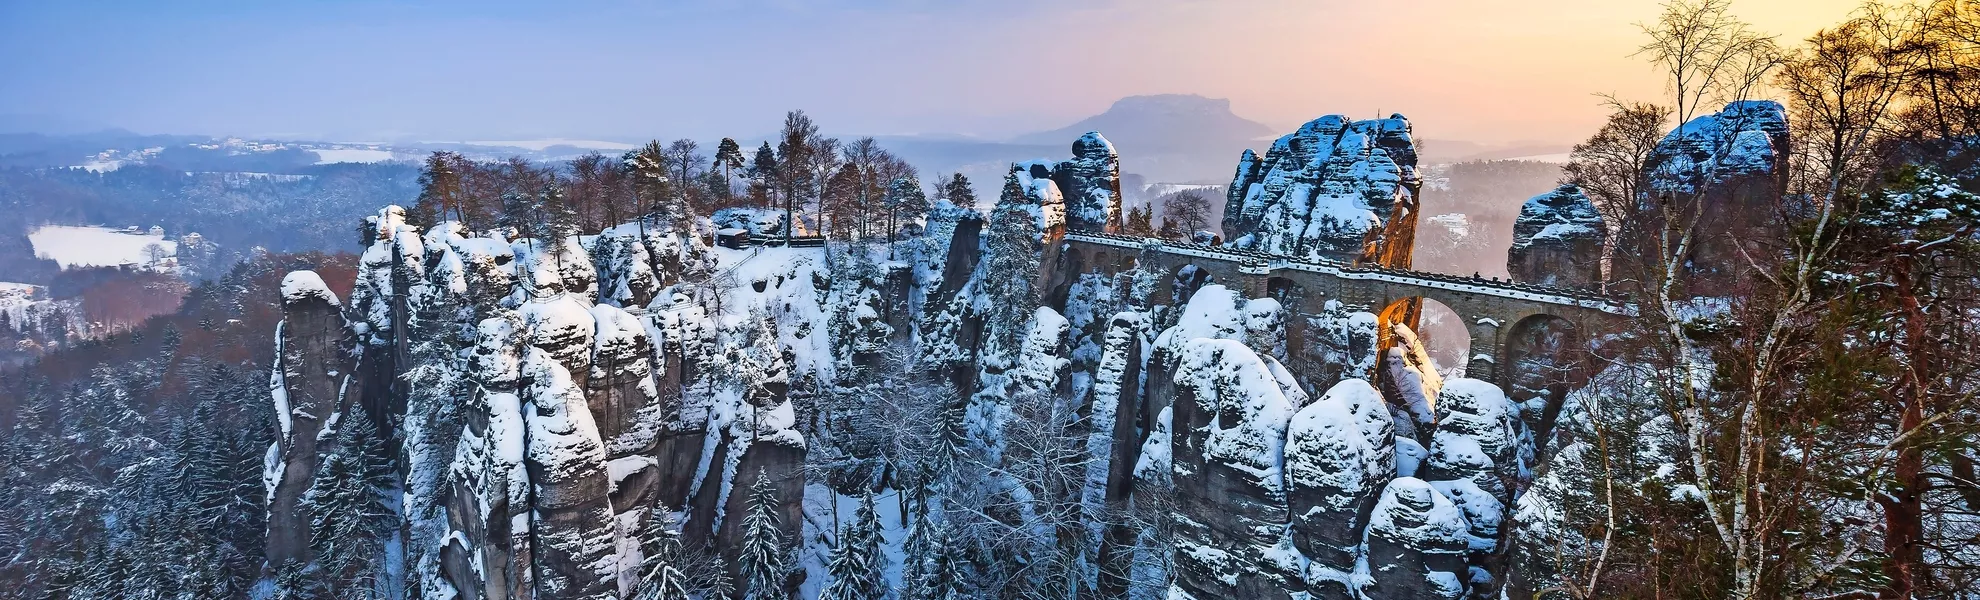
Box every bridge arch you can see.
[1046,245,1091,309]
[1501,313,1589,441]
[1375,297,1471,380]
[1170,263,1214,306]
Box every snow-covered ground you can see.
[78,160,124,173]
[0,282,41,323]
[1503,152,1572,163]
[311,148,398,164]
[460,139,637,151]
[27,225,176,268]
[1142,182,1223,198]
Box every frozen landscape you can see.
[26,225,176,269]
[3,1,1980,600]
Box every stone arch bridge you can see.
[1048,231,1635,386]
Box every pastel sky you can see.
[0,0,1866,145]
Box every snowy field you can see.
[1503,152,1572,163]
[311,148,398,164]
[460,139,638,151]
[27,225,176,268]
[0,282,39,317]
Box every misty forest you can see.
[4,1,1980,599]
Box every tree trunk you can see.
[1879,260,1928,599]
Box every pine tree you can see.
[626,141,677,230]
[633,506,688,600]
[715,137,747,198]
[885,175,929,246]
[940,173,976,208]
[413,151,465,227]
[821,492,889,600]
[499,191,542,242]
[749,141,778,180]
[980,173,1044,349]
[1155,215,1181,241]
[270,558,326,600]
[737,471,788,599]
[918,521,970,600]
[1123,204,1155,237]
[704,556,737,600]
[303,407,394,597]
[899,497,936,600]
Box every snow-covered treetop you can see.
[280,270,339,306]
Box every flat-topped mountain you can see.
[1014,93,1275,151]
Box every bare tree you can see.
[663,139,707,216]
[1158,191,1213,239]
[1629,2,1785,597]
[567,152,613,231]
[1562,101,1669,256]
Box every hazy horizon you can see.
[2,0,1863,146]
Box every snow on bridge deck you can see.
[1063,231,1636,317]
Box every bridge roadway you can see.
[1054,231,1635,385]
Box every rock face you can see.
[1011,132,1123,234]
[266,271,363,569]
[1167,338,1299,598]
[1223,114,1421,263]
[1507,184,1605,288]
[1639,100,1789,294]
[1362,478,1470,600]
[265,206,811,600]
[1139,286,1537,600]
[1285,379,1389,596]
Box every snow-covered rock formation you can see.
[256,125,1618,600]
[1639,100,1789,294]
[1222,114,1421,263]
[1126,285,1539,600]
[1011,131,1123,234]
[264,205,812,599]
[266,270,357,569]
[1507,184,1605,288]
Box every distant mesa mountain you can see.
[1014,94,1276,152]
[1008,94,1275,184]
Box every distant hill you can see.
[1007,94,1274,184]
[1013,94,1275,151]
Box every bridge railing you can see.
[1063,230,1635,314]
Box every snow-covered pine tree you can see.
[634,505,688,600]
[980,173,1044,349]
[899,495,936,599]
[922,521,971,600]
[820,492,889,600]
[270,559,326,600]
[818,523,870,600]
[939,173,976,208]
[303,406,395,598]
[737,471,788,599]
[703,556,738,600]
[885,175,929,247]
